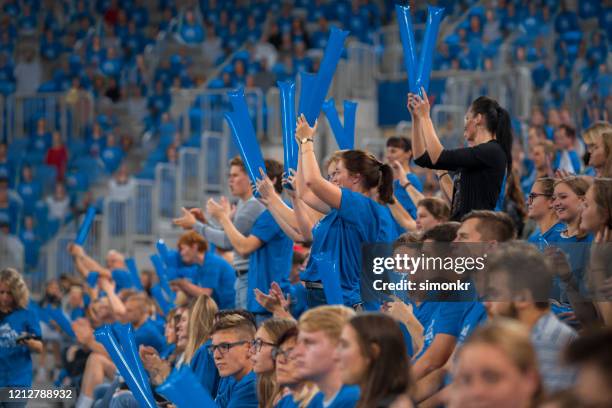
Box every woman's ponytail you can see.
[378,163,395,205]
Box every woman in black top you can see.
[409,90,513,220]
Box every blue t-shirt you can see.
[197,252,236,310]
[0,308,42,387]
[276,394,298,408]
[248,210,293,313]
[190,340,220,398]
[528,222,566,250]
[456,302,487,345]
[290,283,308,319]
[308,385,360,408]
[214,370,258,408]
[302,189,394,306]
[134,319,166,353]
[416,301,470,359]
[393,173,423,219]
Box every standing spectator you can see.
[179,9,205,44]
[108,165,136,200]
[100,133,124,174]
[14,50,41,95]
[0,178,19,234]
[0,268,43,390]
[0,144,13,186]
[19,216,40,271]
[29,118,51,157]
[45,131,68,181]
[45,183,71,223]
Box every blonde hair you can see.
[184,294,218,364]
[0,268,29,309]
[461,319,542,405]
[583,121,612,177]
[298,305,355,342]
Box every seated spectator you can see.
[19,216,40,270]
[484,242,578,392]
[100,133,124,174]
[0,178,19,234]
[29,118,51,156]
[100,47,122,78]
[294,306,360,407]
[449,320,541,407]
[564,328,612,407]
[210,311,258,407]
[249,318,296,407]
[292,41,312,74]
[45,183,71,222]
[580,178,612,242]
[170,231,236,310]
[553,125,582,174]
[582,121,612,177]
[526,178,564,246]
[16,165,41,216]
[0,144,13,186]
[179,9,205,45]
[45,131,68,181]
[86,123,106,157]
[338,313,413,407]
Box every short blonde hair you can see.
[298,305,355,342]
[0,268,29,309]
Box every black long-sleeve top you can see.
[414,140,507,221]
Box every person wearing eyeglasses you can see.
[526,177,565,248]
[273,327,319,408]
[249,318,296,408]
[210,312,258,408]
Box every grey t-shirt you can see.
[195,197,265,272]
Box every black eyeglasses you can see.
[208,341,249,357]
[527,192,551,202]
[271,346,295,362]
[249,338,276,353]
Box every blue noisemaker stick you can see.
[303,27,349,126]
[224,100,266,197]
[150,254,175,301]
[278,80,298,184]
[315,252,344,305]
[297,72,317,117]
[321,98,357,150]
[46,306,76,338]
[156,366,216,408]
[396,4,445,96]
[94,326,156,408]
[125,258,143,291]
[74,206,96,245]
[113,323,153,397]
[151,284,174,315]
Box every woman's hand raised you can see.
[407,88,430,119]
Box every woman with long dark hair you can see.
[296,115,396,309]
[338,313,413,408]
[410,91,513,220]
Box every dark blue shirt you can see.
[190,340,220,398]
[248,210,293,313]
[0,308,42,387]
[308,384,360,408]
[196,252,236,310]
[393,173,424,219]
[214,370,258,408]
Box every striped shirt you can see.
[531,311,577,392]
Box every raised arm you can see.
[68,244,111,279]
[296,142,331,214]
[298,115,343,209]
[389,199,418,232]
[411,89,443,164]
[409,93,426,159]
[207,197,262,257]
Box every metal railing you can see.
[0,91,94,143]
